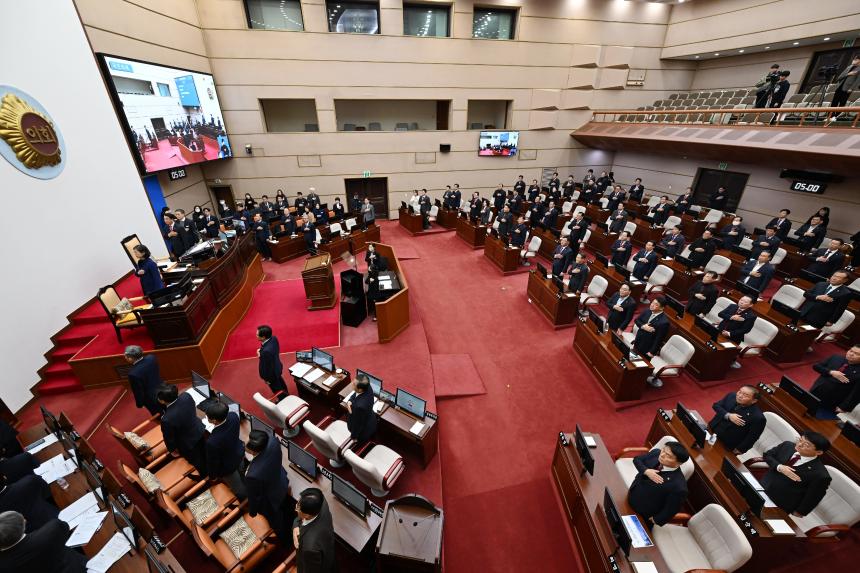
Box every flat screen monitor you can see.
[771,299,802,321]
[286,440,318,479]
[144,545,173,573]
[721,458,765,517]
[842,422,860,447]
[734,281,760,302]
[97,54,233,175]
[595,253,609,267]
[574,424,595,476]
[296,350,312,362]
[478,130,519,157]
[799,269,827,284]
[675,254,694,268]
[694,315,720,341]
[40,405,60,437]
[356,369,383,397]
[331,473,368,518]
[613,263,630,279]
[676,402,707,449]
[111,499,139,549]
[664,294,685,318]
[218,393,241,417]
[603,488,632,557]
[81,460,107,504]
[610,332,630,358]
[536,261,548,278]
[778,376,821,415]
[395,388,426,419]
[312,347,334,371]
[587,308,606,334]
[249,415,274,439]
[191,371,211,399]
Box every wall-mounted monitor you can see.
[97,54,233,175]
[478,130,519,156]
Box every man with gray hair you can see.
[124,345,164,415]
[0,511,86,572]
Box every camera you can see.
[818,64,839,79]
[766,71,780,83]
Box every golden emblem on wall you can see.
[0,92,62,169]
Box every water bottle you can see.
[56,477,69,490]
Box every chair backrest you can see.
[486,211,494,225]
[429,205,439,216]
[688,504,753,572]
[646,196,660,207]
[571,190,580,201]
[648,265,674,287]
[663,215,681,229]
[624,221,637,235]
[771,247,787,265]
[653,435,695,480]
[828,309,855,334]
[755,412,799,454]
[814,466,860,528]
[704,209,724,223]
[368,122,381,131]
[302,421,339,461]
[343,449,383,489]
[705,254,732,275]
[599,198,609,209]
[587,275,608,297]
[315,229,323,242]
[705,296,734,324]
[581,229,592,244]
[560,221,572,236]
[661,335,695,369]
[527,236,541,252]
[772,284,805,309]
[573,205,586,217]
[191,523,219,560]
[739,236,753,250]
[492,220,500,230]
[154,489,194,531]
[849,277,860,294]
[98,286,122,315]
[329,223,343,235]
[561,201,573,214]
[253,392,286,430]
[742,318,778,353]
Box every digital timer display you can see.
[790,180,826,194]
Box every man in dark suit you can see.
[770,71,791,108]
[0,512,87,573]
[257,325,287,396]
[549,172,561,190]
[610,232,633,266]
[0,420,22,461]
[633,297,670,361]
[674,187,694,215]
[659,226,686,258]
[767,209,792,240]
[204,402,247,499]
[627,441,690,526]
[528,196,546,225]
[709,385,767,454]
[514,175,527,196]
[805,238,846,278]
[527,180,540,202]
[718,295,756,345]
[708,187,728,210]
[750,227,781,259]
[799,270,852,328]
[0,474,58,532]
[162,213,186,258]
[793,215,826,252]
[540,202,559,230]
[496,205,513,238]
[201,208,220,239]
[419,189,432,229]
[561,175,575,198]
[251,212,272,261]
[510,217,528,248]
[492,184,506,211]
[686,271,720,316]
[346,373,377,445]
[738,251,775,293]
[566,253,589,293]
[157,384,207,474]
[608,206,628,234]
[810,345,860,415]
[259,195,275,217]
[174,209,200,253]
[606,186,626,212]
[761,432,832,517]
[246,430,291,543]
[293,488,336,573]
[689,229,717,268]
[0,452,34,485]
[567,212,589,246]
[451,185,462,210]
[647,196,671,226]
[300,217,317,255]
[631,241,658,281]
[607,283,637,334]
[279,208,296,236]
[551,237,573,276]
[718,215,746,248]
[123,346,164,416]
[628,178,645,202]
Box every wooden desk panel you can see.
[573,318,652,402]
[349,224,381,255]
[455,217,486,249]
[588,230,617,259]
[271,234,308,263]
[483,234,520,274]
[680,215,707,240]
[436,207,458,229]
[530,226,559,263]
[398,207,425,235]
[372,243,410,343]
[665,310,740,381]
[663,261,701,302]
[320,235,351,261]
[527,270,579,329]
[630,220,664,248]
[589,259,646,302]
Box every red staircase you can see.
[35,305,109,396]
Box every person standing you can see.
[245,430,291,544]
[201,208,220,239]
[793,215,826,252]
[766,209,792,240]
[132,245,164,297]
[754,63,781,108]
[257,325,287,396]
[750,227,781,259]
[606,283,637,334]
[628,178,645,203]
[361,197,375,229]
[718,295,757,344]
[300,217,317,256]
[686,271,720,316]
[610,231,633,266]
[805,238,846,278]
[719,215,746,248]
[251,213,272,261]
[709,385,767,455]
[830,55,860,109]
[204,402,247,499]
[688,229,717,268]
[496,204,513,238]
[551,237,573,276]
[162,213,186,258]
[770,71,791,108]
[708,187,728,211]
[674,187,694,215]
[799,270,852,328]
[346,374,377,445]
[633,298,670,363]
[566,253,589,294]
[738,251,775,292]
[631,241,658,282]
[157,384,207,474]
[659,226,686,258]
[810,345,860,415]
[492,184,506,211]
[174,209,200,253]
[292,488,336,573]
[761,432,831,517]
[124,345,164,416]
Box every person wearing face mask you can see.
[719,216,746,248]
[191,205,205,231]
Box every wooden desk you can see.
[588,230,617,259]
[573,318,652,402]
[589,259,646,302]
[271,234,308,263]
[527,269,579,329]
[584,203,607,226]
[292,365,351,411]
[483,234,520,274]
[755,383,860,484]
[552,433,670,573]
[302,254,336,310]
[320,234,351,261]
[718,249,749,287]
[630,220,664,248]
[680,214,707,240]
[436,207,458,229]
[775,244,807,279]
[372,243,410,343]
[349,224,381,255]
[663,260,700,302]
[455,216,486,249]
[530,226,560,263]
[398,207,425,235]
[664,309,740,381]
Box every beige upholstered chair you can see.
[704,254,732,276]
[190,507,277,571]
[97,285,149,342]
[579,275,608,305]
[703,209,724,224]
[738,317,779,360]
[737,412,799,467]
[837,403,860,426]
[791,465,860,541]
[302,417,355,468]
[521,236,541,262]
[704,296,734,323]
[816,310,855,343]
[647,335,695,388]
[343,444,405,497]
[652,504,752,573]
[644,264,674,296]
[252,392,309,439]
[614,435,694,487]
[662,215,681,230]
[771,284,805,309]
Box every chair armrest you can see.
[668,512,692,526]
[316,415,337,429]
[128,296,147,302]
[741,457,765,468]
[687,569,727,573]
[805,524,850,539]
[267,390,287,402]
[162,465,198,493]
[131,413,161,434]
[353,441,375,457]
[383,458,404,487]
[653,364,684,378]
[738,344,767,357]
[214,506,243,532]
[613,447,649,460]
[145,452,170,471]
[177,479,209,503]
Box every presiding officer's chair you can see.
[252,392,309,439]
[614,435,694,487]
[97,285,149,342]
[652,504,752,573]
[302,417,356,468]
[343,443,405,497]
[791,465,860,541]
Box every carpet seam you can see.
[86,388,127,441]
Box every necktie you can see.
[825,285,836,295]
[788,454,800,466]
[825,250,835,259]
[839,363,848,373]
[655,463,663,472]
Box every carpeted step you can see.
[49,341,83,361]
[70,304,109,325]
[42,361,74,379]
[36,375,84,396]
[55,321,108,343]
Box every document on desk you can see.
[565,293,576,298]
[320,375,337,388]
[632,562,659,573]
[59,492,100,526]
[289,362,313,378]
[765,519,795,535]
[185,387,205,406]
[304,368,325,383]
[621,515,653,548]
[409,421,426,436]
[35,454,76,484]
[632,360,649,368]
[66,511,107,547]
[25,432,58,454]
[86,531,132,573]
[720,341,737,348]
[800,324,816,331]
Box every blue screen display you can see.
[174,75,200,107]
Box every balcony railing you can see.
[589,106,860,128]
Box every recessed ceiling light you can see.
[739,49,744,53]
[793,42,799,45]
[714,53,720,56]
[765,46,770,49]
[823,37,831,41]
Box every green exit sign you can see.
[362,170,372,178]
[718,162,728,170]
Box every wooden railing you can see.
[590,106,860,128]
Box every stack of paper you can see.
[320,375,337,388]
[632,563,659,573]
[765,519,794,534]
[304,368,325,383]
[185,388,205,406]
[65,511,107,547]
[25,433,58,454]
[86,531,132,573]
[289,362,313,378]
[720,341,737,348]
[59,492,101,529]
[34,453,76,484]
[410,421,426,436]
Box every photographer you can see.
[754,64,780,108]
[770,71,791,108]
[832,55,860,109]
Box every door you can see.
[691,168,749,213]
[345,177,389,219]
[209,185,235,213]
[150,117,166,134]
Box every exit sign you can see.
[362,170,372,178]
[718,162,728,170]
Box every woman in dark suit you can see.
[133,244,164,296]
[243,193,257,210]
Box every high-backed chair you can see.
[704,296,734,323]
[560,221,572,237]
[644,265,674,296]
[252,392,309,439]
[521,236,541,263]
[118,456,198,501]
[579,275,608,304]
[662,215,681,230]
[190,507,277,571]
[561,201,573,214]
[155,480,240,535]
[703,209,724,224]
[704,254,732,276]
[343,444,405,497]
[737,412,799,466]
[652,504,753,573]
[572,205,586,217]
[790,465,860,541]
[771,284,806,310]
[816,310,855,343]
[646,335,695,388]
[428,205,439,223]
[739,236,754,251]
[771,247,787,266]
[598,198,609,210]
[581,229,592,246]
[97,285,148,342]
[614,435,695,487]
[302,417,355,468]
[646,196,660,208]
[736,318,779,366]
[624,221,637,236]
[571,190,580,202]
[105,415,166,466]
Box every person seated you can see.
[719,215,746,248]
[766,208,792,240]
[810,345,860,416]
[799,270,852,329]
[792,215,826,252]
[805,238,846,278]
[627,441,690,526]
[738,251,775,293]
[0,474,58,532]
[606,283,637,335]
[510,217,528,248]
[709,385,766,454]
[685,271,719,316]
[631,241,658,282]
[566,253,589,293]
[551,237,574,277]
[659,226,686,258]
[607,206,628,234]
[346,373,378,446]
[688,229,717,268]
[0,511,87,573]
[628,178,645,202]
[633,297,670,364]
[647,196,671,226]
[761,432,832,518]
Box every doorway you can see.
[150,117,166,133]
[691,168,749,213]
[345,177,389,219]
[209,184,235,213]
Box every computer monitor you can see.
[694,315,720,341]
[603,488,632,557]
[356,369,383,397]
[191,371,211,399]
[296,349,312,362]
[734,281,760,302]
[771,299,802,321]
[286,440,318,479]
[536,262,549,277]
[721,458,765,517]
[664,294,685,318]
[331,473,368,518]
[587,308,606,334]
[552,275,565,293]
[40,405,60,437]
[574,424,595,476]
[799,268,827,284]
[676,402,707,449]
[842,422,860,447]
[144,546,173,573]
[81,460,107,504]
[595,253,609,267]
[218,393,241,417]
[148,272,194,307]
[613,263,630,279]
[111,499,139,550]
[675,254,694,268]
[610,332,630,358]
[778,376,821,416]
[395,388,426,419]
[312,347,334,371]
[249,414,274,438]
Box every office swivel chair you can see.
[155,481,240,535]
[791,465,860,541]
[736,412,799,468]
[614,435,695,487]
[302,417,355,468]
[252,392,310,439]
[646,335,695,388]
[343,444,405,497]
[704,254,732,276]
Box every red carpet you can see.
[142,138,222,172]
[431,354,487,398]
[220,280,340,361]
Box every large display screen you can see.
[478,130,519,156]
[97,54,233,174]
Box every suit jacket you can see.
[771,79,790,105]
[799,282,852,328]
[836,63,860,92]
[492,189,506,209]
[202,215,220,238]
[761,441,830,516]
[766,217,792,240]
[660,232,686,258]
[793,223,825,251]
[136,257,164,296]
[0,452,37,483]
[568,218,588,244]
[176,217,199,252]
[0,518,86,573]
[674,193,693,214]
[708,191,727,210]
[719,224,746,247]
[610,239,632,266]
[252,220,270,242]
[302,222,316,249]
[542,208,559,229]
[631,249,658,280]
[497,211,513,236]
[806,248,846,278]
[0,474,58,532]
[649,204,670,226]
[205,412,245,479]
[280,214,296,235]
[709,392,766,453]
[739,260,775,292]
[750,234,781,259]
[161,393,205,455]
[685,281,718,316]
[128,355,163,414]
[628,184,645,202]
[567,262,589,293]
[347,390,377,443]
[293,492,337,573]
[811,355,860,412]
[164,223,186,257]
[510,224,528,247]
[608,210,627,234]
[607,191,626,211]
[606,293,637,331]
[361,203,376,223]
[633,310,669,356]
[718,304,757,343]
[258,337,284,382]
[246,435,289,518]
[627,449,688,526]
[689,237,716,267]
[551,244,573,276]
[0,419,22,459]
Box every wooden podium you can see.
[301,254,336,310]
